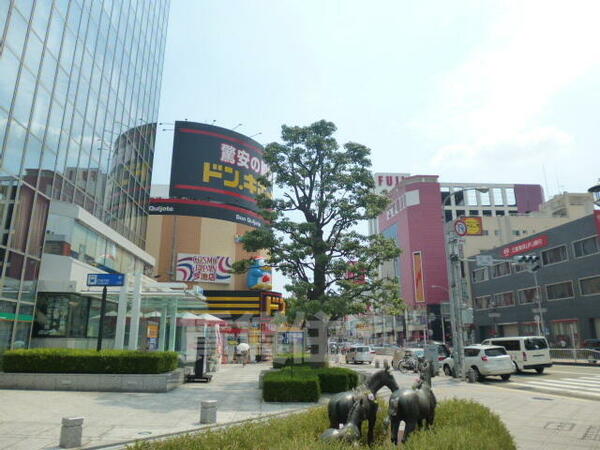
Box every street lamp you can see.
[442,187,489,379]
[588,180,600,207]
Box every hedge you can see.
[128,398,516,449]
[272,353,314,368]
[263,370,320,402]
[2,348,178,374]
[279,367,358,393]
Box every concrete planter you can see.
[0,369,183,393]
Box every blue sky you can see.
[154,0,600,200]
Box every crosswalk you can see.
[510,373,600,399]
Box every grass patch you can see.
[2,348,178,374]
[128,398,516,450]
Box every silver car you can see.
[345,345,375,364]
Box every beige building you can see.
[464,192,595,258]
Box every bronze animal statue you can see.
[327,361,399,445]
[320,395,373,443]
[387,361,436,444]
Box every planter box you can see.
[0,369,183,393]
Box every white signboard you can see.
[476,255,494,267]
[176,253,232,283]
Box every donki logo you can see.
[501,235,548,258]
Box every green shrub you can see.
[2,348,178,374]
[279,367,358,393]
[263,370,320,402]
[272,353,312,368]
[128,398,516,449]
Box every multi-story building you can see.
[470,212,600,345]
[0,1,170,351]
[376,174,544,342]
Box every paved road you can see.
[338,356,600,401]
[480,365,600,400]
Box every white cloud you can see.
[418,0,600,178]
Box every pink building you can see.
[376,174,544,342]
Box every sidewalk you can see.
[0,363,316,450]
[2,363,600,449]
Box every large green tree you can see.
[234,120,402,319]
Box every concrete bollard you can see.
[200,400,217,424]
[374,360,380,368]
[59,417,84,448]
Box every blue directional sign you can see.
[87,273,125,287]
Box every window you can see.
[524,338,548,350]
[469,210,479,216]
[492,262,511,278]
[464,348,480,357]
[493,291,515,307]
[490,339,520,351]
[485,347,507,356]
[466,190,477,206]
[474,295,491,309]
[472,268,488,283]
[496,210,505,216]
[483,210,492,216]
[518,287,540,304]
[453,187,464,206]
[480,190,491,206]
[456,209,465,217]
[546,281,574,300]
[492,188,504,206]
[506,188,517,206]
[542,245,568,265]
[512,230,521,236]
[573,236,599,258]
[580,276,600,296]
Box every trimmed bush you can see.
[272,353,313,368]
[263,370,320,402]
[279,366,358,393]
[2,348,178,374]
[128,398,516,449]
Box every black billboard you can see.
[148,198,266,228]
[169,122,268,213]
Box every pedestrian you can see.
[236,342,250,367]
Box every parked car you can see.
[464,344,514,381]
[481,336,552,373]
[345,345,375,364]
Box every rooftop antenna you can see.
[232,123,242,130]
[249,132,262,138]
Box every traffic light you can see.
[515,254,540,272]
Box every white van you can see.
[481,336,552,373]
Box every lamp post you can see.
[442,187,489,378]
[588,180,600,207]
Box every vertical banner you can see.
[413,251,425,303]
[595,211,600,236]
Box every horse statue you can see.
[320,395,373,443]
[327,361,399,445]
[387,360,437,444]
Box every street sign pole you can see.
[97,286,108,351]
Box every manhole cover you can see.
[581,426,600,441]
[544,422,575,431]
[532,397,554,401]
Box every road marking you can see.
[526,379,600,389]
[547,369,600,376]
[509,382,600,399]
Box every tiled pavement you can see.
[2,361,600,449]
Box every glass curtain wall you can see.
[0,0,170,351]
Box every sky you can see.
[153,0,600,199]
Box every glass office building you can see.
[0,0,170,352]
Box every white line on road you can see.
[522,381,600,393]
[528,379,600,388]
[545,368,600,375]
[509,382,600,399]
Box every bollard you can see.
[59,417,84,448]
[200,400,217,424]
[374,360,380,368]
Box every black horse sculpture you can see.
[327,362,399,444]
[387,361,437,444]
[320,395,373,443]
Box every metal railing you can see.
[550,348,600,364]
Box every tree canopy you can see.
[233,120,402,319]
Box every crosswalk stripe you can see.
[527,379,600,388]
[523,381,600,392]
[510,382,600,399]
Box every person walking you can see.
[236,342,250,367]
